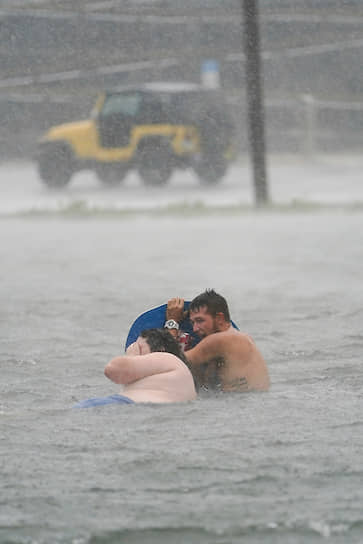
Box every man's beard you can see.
[198,321,218,338]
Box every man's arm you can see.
[165,297,186,339]
[185,332,252,368]
[104,352,181,385]
[185,334,224,367]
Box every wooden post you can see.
[242,0,269,206]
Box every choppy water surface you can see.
[1,211,363,544]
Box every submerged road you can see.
[1,154,363,214]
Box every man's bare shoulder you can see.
[203,327,253,345]
[186,327,247,363]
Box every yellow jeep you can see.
[36,82,236,188]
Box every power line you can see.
[2,7,363,25]
[1,35,363,90]
[0,58,180,89]
[0,7,236,23]
[227,37,363,62]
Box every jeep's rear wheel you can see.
[96,164,128,186]
[37,144,74,188]
[194,155,228,185]
[138,143,172,186]
[139,164,172,186]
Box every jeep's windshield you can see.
[100,93,142,118]
[99,91,169,124]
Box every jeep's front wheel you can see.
[37,144,74,188]
[95,164,128,187]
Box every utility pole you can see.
[242,0,269,206]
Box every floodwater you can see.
[1,158,363,544]
[2,154,363,215]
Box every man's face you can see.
[189,306,217,338]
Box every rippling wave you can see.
[87,519,363,544]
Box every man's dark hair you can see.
[189,289,230,322]
[140,328,187,364]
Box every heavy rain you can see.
[1,1,363,543]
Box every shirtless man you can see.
[165,289,270,392]
[74,329,196,408]
[104,328,196,403]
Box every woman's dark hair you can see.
[189,289,230,322]
[140,328,199,391]
[140,328,187,364]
